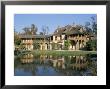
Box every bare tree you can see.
[42,25,49,35]
[40,32,43,35]
[31,24,38,35]
[91,16,97,34]
[23,27,30,35]
[22,24,38,35]
[41,26,49,50]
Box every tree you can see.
[64,40,71,50]
[40,32,43,35]
[23,27,31,35]
[41,26,49,50]
[31,24,38,35]
[51,42,61,50]
[51,42,57,50]
[85,22,90,27]
[22,24,38,35]
[91,16,97,34]
[14,29,21,45]
[85,22,92,34]
[86,40,97,51]
[42,26,49,35]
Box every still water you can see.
[14,53,97,76]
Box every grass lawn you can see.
[32,50,97,56]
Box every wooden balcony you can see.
[68,37,86,41]
[22,40,33,44]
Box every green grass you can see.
[32,50,97,56]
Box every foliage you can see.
[51,42,59,50]
[64,40,71,50]
[41,26,49,35]
[85,22,90,27]
[85,21,92,34]
[40,32,44,35]
[31,24,38,35]
[91,16,97,34]
[84,16,97,35]
[23,24,38,35]
[19,43,26,50]
[33,41,40,50]
[86,40,97,51]
[14,32,21,45]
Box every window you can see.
[65,35,67,40]
[60,35,62,40]
[51,36,53,40]
[55,36,57,40]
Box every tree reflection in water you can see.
[14,53,97,76]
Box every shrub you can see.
[86,40,97,51]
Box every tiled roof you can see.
[53,28,66,36]
[65,29,81,35]
[54,25,88,35]
[63,26,84,35]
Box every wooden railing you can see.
[68,37,86,41]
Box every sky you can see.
[14,14,96,34]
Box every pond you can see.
[14,52,97,76]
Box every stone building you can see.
[19,25,95,51]
[20,35,50,50]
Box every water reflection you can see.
[14,53,97,76]
[20,53,34,63]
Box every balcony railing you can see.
[68,37,86,40]
[22,40,33,44]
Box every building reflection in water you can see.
[20,54,89,69]
[50,56,65,69]
[49,55,88,70]
[15,53,96,76]
[72,56,88,70]
[20,53,34,63]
